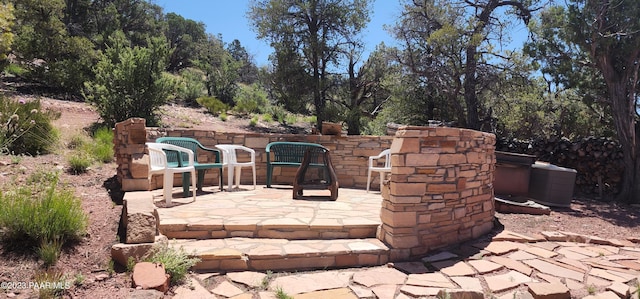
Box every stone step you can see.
[169,237,390,272]
[159,219,380,241]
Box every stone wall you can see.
[380,126,496,260]
[115,119,394,191]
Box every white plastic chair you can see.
[215,144,256,191]
[147,142,197,204]
[367,149,392,193]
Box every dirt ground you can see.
[0,96,639,298]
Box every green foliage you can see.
[126,256,136,273]
[0,97,60,155]
[195,35,240,104]
[0,2,15,71]
[34,269,67,299]
[262,114,273,123]
[38,238,63,267]
[2,63,27,76]
[249,116,258,127]
[197,96,228,116]
[219,112,227,121]
[0,172,87,248]
[275,287,294,299]
[12,0,97,92]
[67,153,91,174]
[90,127,114,163]
[84,31,176,127]
[233,83,269,115]
[249,0,372,128]
[144,245,200,285]
[265,105,288,124]
[178,68,207,105]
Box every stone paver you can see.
[212,281,243,298]
[527,282,570,299]
[351,267,406,287]
[449,276,483,291]
[467,259,503,274]
[405,272,456,288]
[146,187,640,298]
[227,271,268,288]
[269,271,351,295]
[490,255,533,275]
[485,270,538,293]
[432,260,476,276]
[523,258,585,281]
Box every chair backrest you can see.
[266,142,327,163]
[147,143,168,171]
[370,149,391,169]
[216,144,238,164]
[156,137,200,163]
[380,149,391,168]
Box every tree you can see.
[342,43,394,135]
[11,0,96,93]
[227,39,259,84]
[84,31,175,127]
[249,0,372,131]
[0,2,15,71]
[164,13,207,72]
[194,34,240,105]
[526,1,640,203]
[392,0,539,130]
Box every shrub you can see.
[38,239,63,267]
[265,105,288,124]
[262,114,273,123]
[3,63,27,76]
[84,31,175,127]
[68,153,91,174]
[144,245,200,285]
[0,173,87,247]
[90,127,114,163]
[197,96,228,116]
[233,83,269,115]
[249,116,258,127]
[0,97,60,155]
[178,68,206,105]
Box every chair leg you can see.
[234,166,242,189]
[379,172,385,193]
[252,164,256,190]
[227,165,234,191]
[164,173,173,204]
[191,170,197,202]
[366,169,372,193]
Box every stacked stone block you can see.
[114,118,150,191]
[380,126,496,260]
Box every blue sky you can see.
[155,0,402,67]
[154,1,528,67]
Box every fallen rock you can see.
[132,262,170,293]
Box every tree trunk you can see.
[607,81,639,203]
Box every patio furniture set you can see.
[146,137,391,204]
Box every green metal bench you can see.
[156,137,223,195]
[265,141,327,187]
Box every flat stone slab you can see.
[527,282,570,299]
[431,260,475,276]
[405,273,456,288]
[270,271,352,295]
[352,267,407,288]
[485,270,537,293]
[523,259,585,281]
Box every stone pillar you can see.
[114,118,150,191]
[378,126,496,261]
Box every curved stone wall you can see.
[379,126,496,260]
